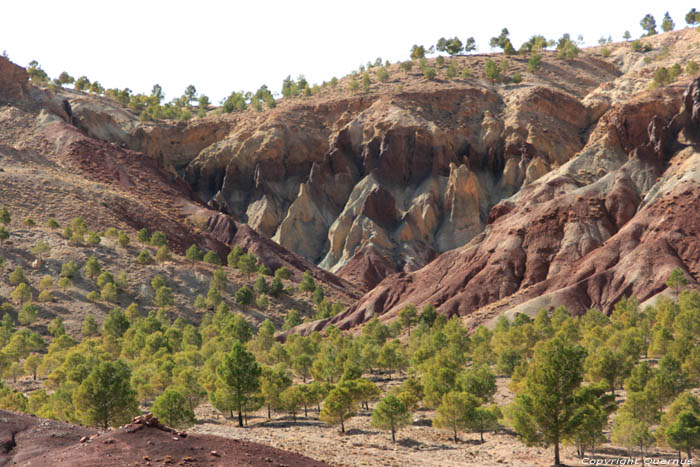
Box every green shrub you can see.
[203,251,222,265]
[18,303,38,324]
[461,67,473,79]
[274,267,291,280]
[137,228,151,243]
[423,67,437,80]
[104,227,118,237]
[485,59,500,82]
[256,295,269,310]
[117,231,130,248]
[86,231,101,246]
[150,231,168,247]
[9,266,27,285]
[46,218,60,229]
[601,47,611,57]
[512,71,523,83]
[97,271,114,288]
[136,249,153,265]
[101,283,118,302]
[38,275,53,290]
[37,290,53,303]
[399,61,413,72]
[86,291,100,301]
[687,60,699,74]
[155,245,171,262]
[23,217,36,227]
[446,62,457,79]
[11,283,32,304]
[235,286,253,306]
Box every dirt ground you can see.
[191,376,684,467]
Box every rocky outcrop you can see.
[0,57,29,103]
[182,67,617,289]
[314,78,700,331]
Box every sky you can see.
[1,1,697,103]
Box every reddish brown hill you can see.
[0,55,356,299]
[308,76,700,332]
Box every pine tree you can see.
[72,360,139,428]
[509,336,586,466]
[212,341,261,427]
[662,12,675,32]
[371,394,412,443]
[152,389,196,429]
[434,391,479,442]
[320,386,357,433]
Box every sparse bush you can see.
[155,245,171,262]
[46,218,60,229]
[348,77,359,93]
[58,277,72,290]
[9,266,27,285]
[38,275,53,290]
[0,227,9,244]
[435,56,445,67]
[97,271,114,288]
[256,295,269,310]
[150,231,167,247]
[446,62,457,79]
[18,303,38,324]
[235,286,253,306]
[254,276,269,295]
[461,67,473,79]
[485,59,500,82]
[687,60,699,74]
[556,34,580,60]
[136,249,153,265]
[101,282,118,302]
[154,286,174,307]
[82,314,98,337]
[399,61,413,72]
[37,290,53,303]
[376,66,389,82]
[298,272,316,293]
[0,207,10,225]
[61,260,79,278]
[274,267,291,280]
[86,231,101,246]
[104,227,118,237]
[84,255,101,279]
[601,47,611,57]
[11,283,32,304]
[23,217,35,227]
[362,72,371,92]
[185,244,203,266]
[423,67,437,80]
[269,277,284,297]
[117,231,130,248]
[137,228,151,244]
[203,251,222,265]
[512,70,522,83]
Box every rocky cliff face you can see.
[178,58,618,291]
[314,74,700,333]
